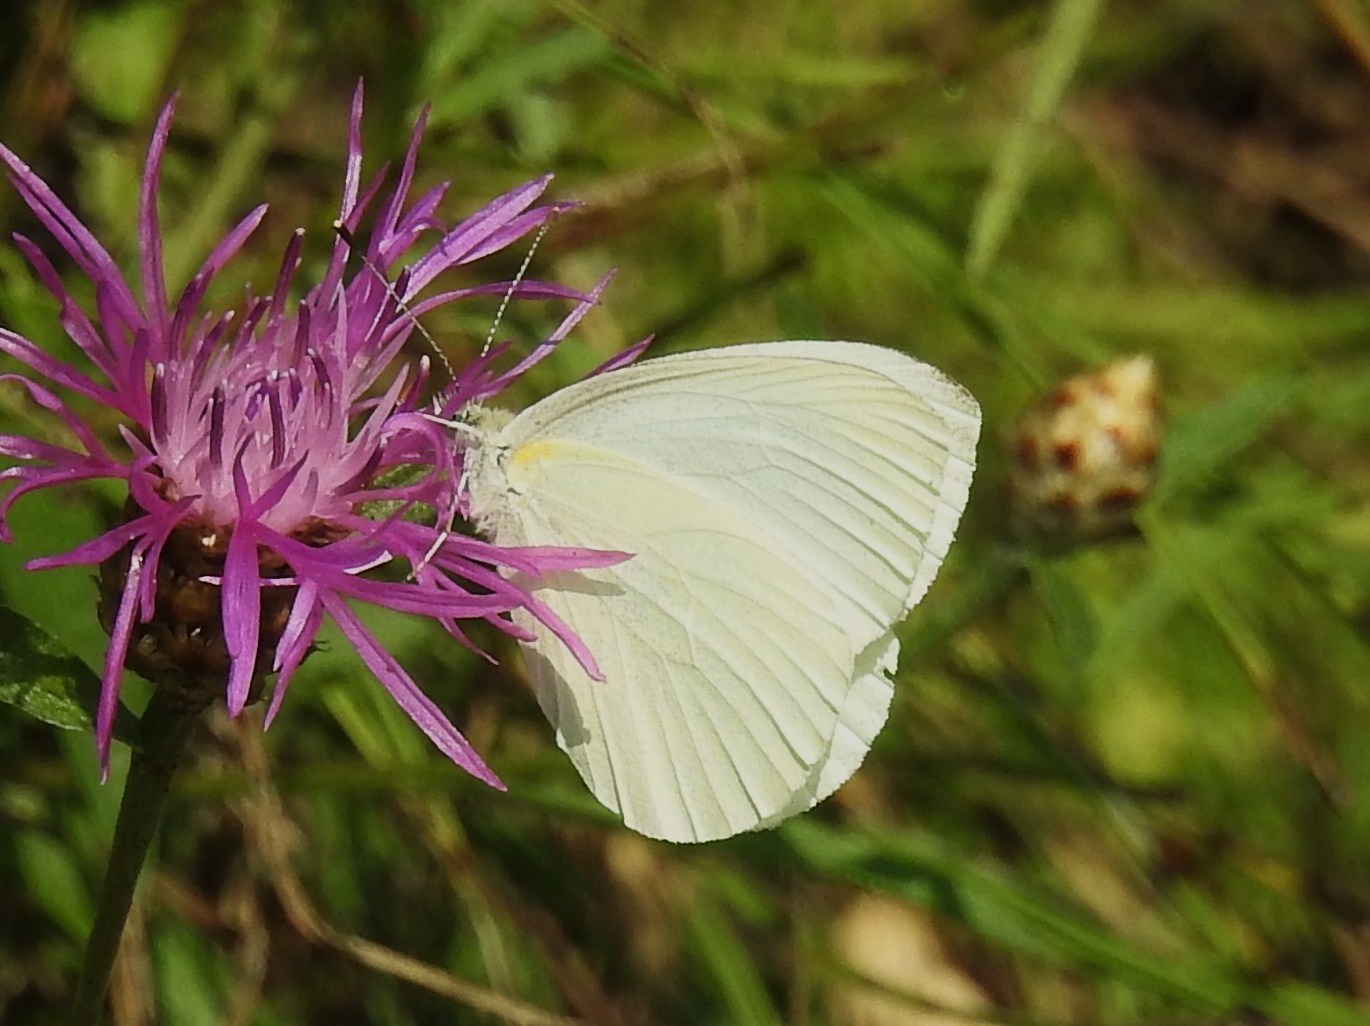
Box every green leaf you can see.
[966,0,1105,277]
[690,49,921,89]
[1027,555,1097,690]
[1155,377,1298,501]
[1259,983,1370,1026]
[16,831,94,943]
[0,604,138,746]
[684,885,785,1026]
[152,919,228,1024]
[70,0,180,124]
[427,25,611,126]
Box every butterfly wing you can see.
[468,340,979,841]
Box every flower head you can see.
[0,85,620,782]
[1006,355,1161,542]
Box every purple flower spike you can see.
[0,84,621,781]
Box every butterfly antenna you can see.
[338,215,553,578]
[333,221,455,381]
[417,219,555,573]
[482,218,554,358]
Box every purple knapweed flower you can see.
[0,85,624,784]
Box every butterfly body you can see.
[464,340,979,842]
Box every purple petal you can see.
[169,205,268,358]
[265,581,324,727]
[0,373,114,460]
[461,204,572,266]
[372,103,429,244]
[476,276,608,396]
[11,235,122,378]
[422,551,608,681]
[0,469,106,542]
[265,229,305,327]
[386,180,449,255]
[240,458,304,520]
[339,82,365,226]
[319,589,504,788]
[139,95,177,336]
[403,279,592,327]
[405,175,554,293]
[462,535,632,570]
[591,334,654,375]
[0,329,124,410]
[0,142,140,321]
[97,547,145,779]
[26,517,149,570]
[223,463,264,716]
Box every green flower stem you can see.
[70,688,203,1025]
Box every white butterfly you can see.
[463,340,980,842]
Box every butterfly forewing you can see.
[466,340,979,842]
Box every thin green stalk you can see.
[70,688,203,1024]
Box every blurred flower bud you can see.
[1007,356,1161,542]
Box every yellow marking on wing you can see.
[510,438,571,470]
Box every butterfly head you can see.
[452,403,520,533]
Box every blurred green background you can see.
[3,0,1370,1023]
